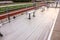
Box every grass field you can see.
[0,3,34,14]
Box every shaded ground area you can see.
[0,7,59,40]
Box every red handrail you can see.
[0,7,35,20]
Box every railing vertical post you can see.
[7,14,10,23]
[28,13,31,19]
[33,0,36,17]
[6,7,10,23]
[33,11,35,17]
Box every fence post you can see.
[33,2,36,17]
[33,10,35,17]
[28,13,31,20]
[7,14,10,23]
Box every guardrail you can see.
[0,6,35,24]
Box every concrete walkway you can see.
[0,8,59,40]
[51,9,60,40]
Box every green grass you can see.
[0,3,34,14]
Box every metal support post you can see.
[7,14,10,23]
[28,13,31,20]
[56,2,58,8]
[33,11,35,17]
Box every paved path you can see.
[51,9,60,40]
[0,8,59,40]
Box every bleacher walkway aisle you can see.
[0,8,59,40]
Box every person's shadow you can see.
[0,33,3,40]
[0,33,3,37]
